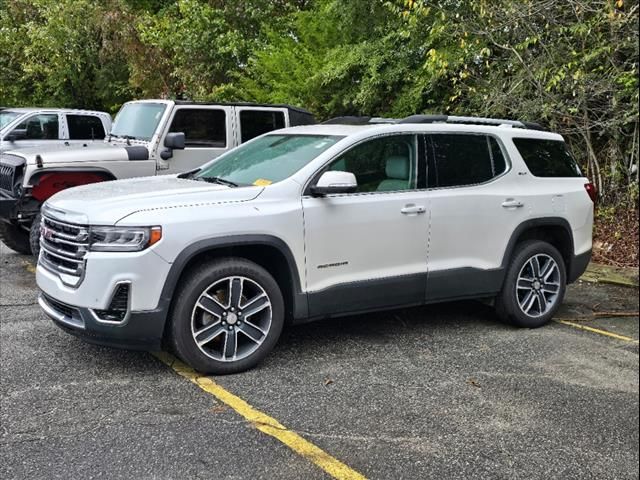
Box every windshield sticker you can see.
[253,178,273,186]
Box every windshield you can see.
[110,102,166,140]
[195,134,343,186]
[0,111,22,131]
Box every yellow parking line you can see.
[153,352,367,480]
[555,319,639,344]
[23,260,36,273]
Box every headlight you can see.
[89,226,162,252]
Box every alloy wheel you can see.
[191,276,272,362]
[516,254,561,318]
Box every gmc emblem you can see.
[41,226,55,241]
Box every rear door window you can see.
[513,138,582,177]
[15,114,59,140]
[67,115,106,140]
[169,109,226,148]
[427,134,507,188]
[240,110,286,143]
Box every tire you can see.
[29,213,42,257]
[495,240,567,328]
[169,257,285,374]
[0,221,31,255]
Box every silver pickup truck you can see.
[0,108,112,153]
[0,100,315,255]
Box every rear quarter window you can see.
[513,138,582,177]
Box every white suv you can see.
[35,115,595,374]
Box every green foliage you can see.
[0,0,638,204]
[0,0,137,110]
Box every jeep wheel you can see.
[29,213,42,257]
[496,240,567,328]
[0,221,31,255]
[169,257,284,374]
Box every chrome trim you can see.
[89,281,132,325]
[39,213,89,287]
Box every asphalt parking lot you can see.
[1,241,638,480]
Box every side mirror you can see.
[5,129,27,142]
[160,132,186,160]
[164,132,185,150]
[310,171,358,196]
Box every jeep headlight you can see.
[89,226,162,252]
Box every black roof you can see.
[173,100,313,116]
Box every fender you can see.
[500,216,575,268]
[29,168,117,202]
[157,235,308,320]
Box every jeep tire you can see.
[0,221,31,255]
[29,213,42,257]
[496,240,567,328]
[169,257,285,374]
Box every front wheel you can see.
[496,240,567,328]
[169,257,284,374]
[29,213,42,257]
[0,221,31,255]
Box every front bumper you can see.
[39,292,167,350]
[36,248,172,311]
[0,189,18,219]
[36,244,174,350]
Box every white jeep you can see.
[0,100,314,255]
[35,115,594,374]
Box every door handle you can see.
[401,204,426,215]
[502,199,524,208]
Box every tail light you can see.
[584,182,597,203]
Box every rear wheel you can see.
[169,257,284,374]
[496,240,567,328]
[0,221,31,255]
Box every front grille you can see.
[41,294,85,329]
[0,162,14,191]
[0,154,25,194]
[39,214,89,286]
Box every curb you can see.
[580,262,639,288]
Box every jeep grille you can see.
[0,154,24,194]
[39,214,89,287]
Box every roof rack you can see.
[322,114,545,131]
[398,114,545,131]
[322,116,372,125]
[172,100,313,115]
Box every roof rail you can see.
[322,114,545,130]
[322,116,399,125]
[322,116,372,125]
[398,114,545,130]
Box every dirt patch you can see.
[593,206,639,268]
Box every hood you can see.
[44,175,264,225]
[5,141,147,164]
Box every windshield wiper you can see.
[108,133,137,144]
[178,169,201,179]
[197,176,239,188]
